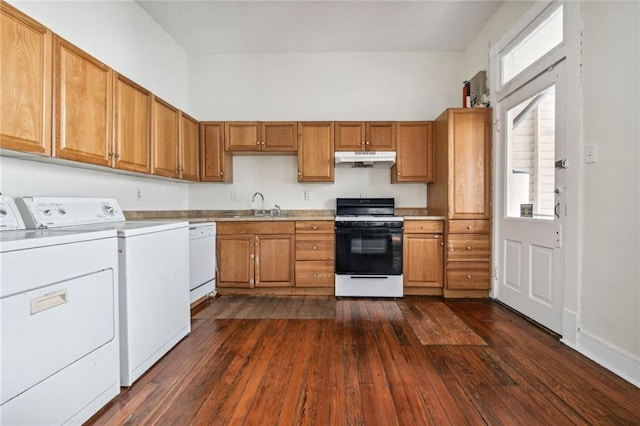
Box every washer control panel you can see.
[0,196,26,231]
[15,197,125,229]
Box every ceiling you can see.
[136,1,504,54]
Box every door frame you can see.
[489,1,584,346]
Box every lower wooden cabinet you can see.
[403,220,444,294]
[444,219,492,296]
[217,222,294,289]
[295,220,335,288]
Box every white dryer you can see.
[0,196,120,425]
[16,197,191,387]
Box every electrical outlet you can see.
[231,191,238,201]
[136,188,142,200]
[304,190,312,200]
[360,193,367,198]
[585,144,597,163]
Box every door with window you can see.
[493,3,566,333]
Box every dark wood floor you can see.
[88,296,640,425]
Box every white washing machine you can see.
[0,196,120,425]
[16,197,191,387]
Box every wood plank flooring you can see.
[87,296,640,425]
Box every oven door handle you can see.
[348,276,389,279]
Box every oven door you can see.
[335,226,403,275]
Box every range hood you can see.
[334,151,396,168]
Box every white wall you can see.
[188,51,462,209]
[189,156,426,210]
[4,1,190,210]
[462,1,533,92]
[579,1,640,384]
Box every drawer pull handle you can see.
[466,246,472,250]
[31,289,68,315]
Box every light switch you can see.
[304,190,311,200]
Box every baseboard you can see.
[574,330,640,388]
[560,308,578,347]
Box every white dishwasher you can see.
[189,222,216,303]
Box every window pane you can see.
[502,6,563,84]
[506,85,556,219]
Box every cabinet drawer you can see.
[295,234,334,260]
[295,261,334,287]
[447,235,490,261]
[295,221,334,233]
[448,220,490,234]
[404,220,444,234]
[447,262,491,290]
[217,221,294,235]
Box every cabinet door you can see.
[179,112,199,181]
[200,122,232,182]
[225,122,259,151]
[255,235,294,287]
[151,97,179,178]
[261,122,297,152]
[392,121,433,183]
[54,36,112,166]
[403,234,444,288]
[449,109,491,219]
[335,122,365,151]
[0,3,51,155]
[366,121,395,151]
[217,235,254,288]
[113,74,151,173]
[297,122,334,182]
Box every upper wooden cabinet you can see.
[225,121,297,152]
[179,112,199,181]
[0,2,52,155]
[297,122,334,182]
[428,108,491,219]
[151,96,180,178]
[113,73,151,173]
[200,122,232,182]
[335,121,395,151]
[392,121,433,183]
[53,36,112,166]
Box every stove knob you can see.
[0,208,7,216]
[58,208,67,215]
[42,209,52,216]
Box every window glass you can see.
[506,85,556,219]
[502,6,563,84]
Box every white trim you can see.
[560,307,578,347]
[575,330,640,388]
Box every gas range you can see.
[334,198,404,298]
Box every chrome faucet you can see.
[251,192,265,215]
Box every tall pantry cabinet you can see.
[428,108,492,297]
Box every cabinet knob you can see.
[397,172,400,176]
[219,172,223,176]
[298,172,302,176]
[365,141,369,145]
[467,225,472,229]
[313,273,318,277]
[108,152,114,157]
[313,246,318,250]
[466,246,472,250]
[467,275,472,279]
[114,153,120,159]
[312,226,317,230]
[361,141,365,145]
[440,242,444,246]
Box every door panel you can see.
[496,62,565,333]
